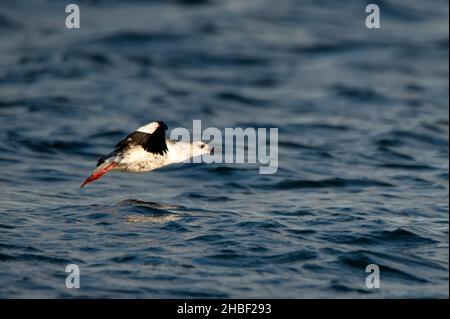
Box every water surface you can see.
[0,0,448,298]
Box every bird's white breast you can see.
[109,140,195,173]
[114,145,168,172]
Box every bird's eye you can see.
[201,144,205,149]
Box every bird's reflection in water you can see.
[117,199,184,210]
[126,214,180,224]
[115,199,183,224]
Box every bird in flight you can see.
[81,121,213,188]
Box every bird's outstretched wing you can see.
[115,121,168,155]
[96,121,168,167]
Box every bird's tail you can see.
[80,162,118,188]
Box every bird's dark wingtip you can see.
[157,121,168,130]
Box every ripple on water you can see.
[336,249,446,284]
[196,249,317,268]
[258,178,394,190]
[321,228,437,247]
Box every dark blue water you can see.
[0,0,448,298]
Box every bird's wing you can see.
[96,121,168,167]
[115,121,168,156]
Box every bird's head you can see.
[190,141,214,157]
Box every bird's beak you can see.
[80,162,117,188]
[80,174,98,188]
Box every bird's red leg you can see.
[80,162,118,188]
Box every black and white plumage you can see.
[81,121,213,188]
